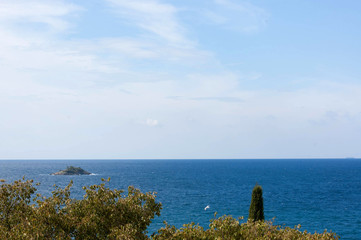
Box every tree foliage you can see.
[152,215,339,240]
[0,178,161,239]
[0,178,338,239]
[248,184,264,222]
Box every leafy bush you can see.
[0,178,161,239]
[152,215,339,240]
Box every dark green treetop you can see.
[248,184,264,222]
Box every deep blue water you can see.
[0,159,360,239]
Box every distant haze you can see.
[0,0,361,159]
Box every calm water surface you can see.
[0,159,360,239]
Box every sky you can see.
[1,0,361,159]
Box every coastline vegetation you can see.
[0,178,339,239]
[51,166,91,175]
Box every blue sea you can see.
[0,159,360,239]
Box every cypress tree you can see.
[248,184,264,222]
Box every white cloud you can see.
[97,38,211,63]
[0,1,105,89]
[0,0,80,33]
[0,0,80,55]
[1,71,361,158]
[0,1,360,159]
[103,0,215,66]
[146,118,159,127]
[0,0,213,93]
[204,0,269,33]
[106,0,190,46]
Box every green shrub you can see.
[152,215,339,240]
[0,178,161,239]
